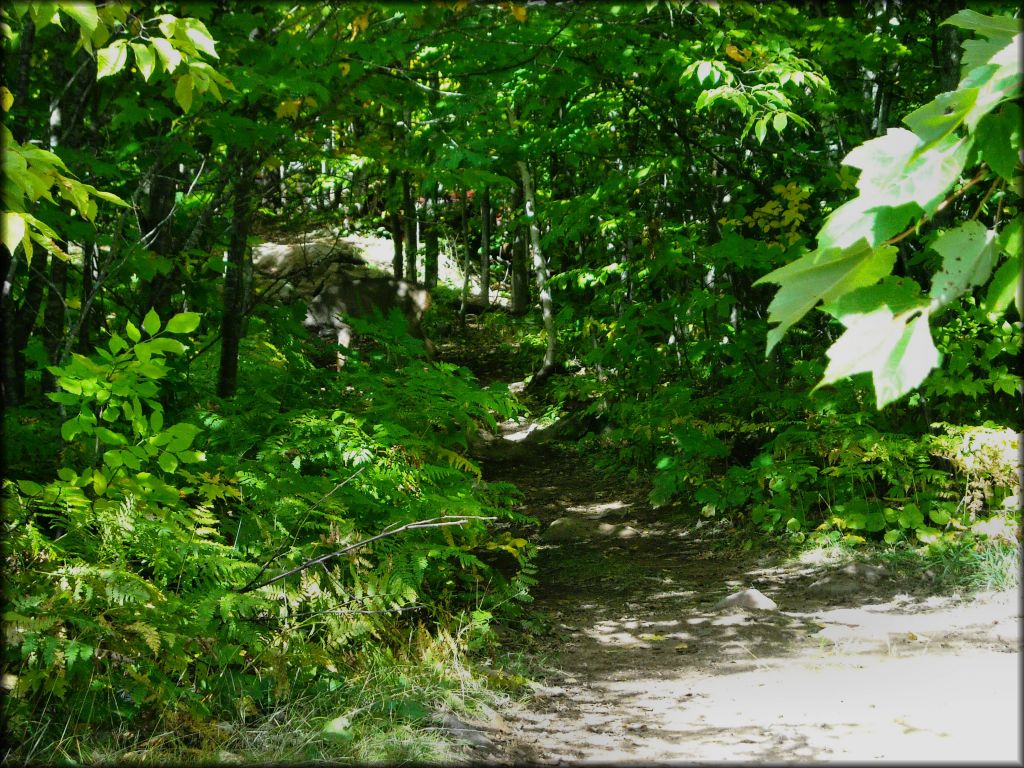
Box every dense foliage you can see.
[2,1,1020,761]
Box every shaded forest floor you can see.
[442,330,1022,765]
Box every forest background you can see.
[1,1,1020,763]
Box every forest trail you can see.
[468,417,1021,764]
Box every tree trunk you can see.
[510,180,530,316]
[403,172,418,282]
[143,155,181,318]
[459,192,472,320]
[516,160,557,385]
[1,251,23,406]
[386,169,404,279]
[424,185,439,289]
[40,255,69,393]
[217,156,257,398]
[480,185,491,307]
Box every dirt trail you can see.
[470,422,1021,764]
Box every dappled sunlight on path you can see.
[474,415,1022,764]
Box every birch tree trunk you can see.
[516,159,557,385]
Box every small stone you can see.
[714,588,778,611]
[439,713,494,748]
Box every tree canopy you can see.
[2,1,1020,762]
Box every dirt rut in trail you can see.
[467,424,1021,765]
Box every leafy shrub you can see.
[2,308,534,757]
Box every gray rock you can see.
[439,712,494,748]
[714,588,778,611]
[542,517,596,542]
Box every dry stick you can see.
[238,514,494,594]
[239,466,367,592]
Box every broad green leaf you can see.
[144,337,187,355]
[898,503,924,529]
[95,426,127,446]
[96,39,128,79]
[142,308,161,336]
[165,312,201,334]
[17,479,44,495]
[928,505,952,526]
[983,252,1023,320]
[904,88,978,147]
[92,470,108,496]
[816,306,940,409]
[975,103,1021,183]
[928,221,996,310]
[2,212,26,255]
[754,116,767,144]
[816,197,918,250]
[821,276,927,320]
[58,1,99,33]
[165,423,201,452]
[883,529,902,544]
[151,37,182,74]
[103,449,124,470]
[181,18,219,59]
[756,241,897,354]
[844,129,971,215]
[125,320,141,343]
[175,73,194,113]
[872,311,940,409]
[130,42,156,81]
[1,85,13,112]
[956,38,1022,134]
[943,9,1020,38]
[157,451,179,474]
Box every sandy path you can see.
[475,432,1021,764]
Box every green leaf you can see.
[816,197,919,251]
[17,479,44,496]
[821,277,927,320]
[142,308,161,336]
[903,88,978,147]
[125,321,141,343]
[984,250,1022,320]
[165,312,201,334]
[95,426,127,446]
[157,451,179,473]
[175,73,194,113]
[844,129,970,215]
[151,37,182,75]
[816,305,940,408]
[103,449,125,469]
[928,506,951,526]
[58,1,99,33]
[756,241,898,354]
[130,42,156,82]
[181,18,219,59]
[975,103,1021,183]
[96,39,128,79]
[897,503,924,529]
[165,423,201,452]
[151,409,164,433]
[928,221,997,310]
[92,471,108,496]
[2,212,26,255]
[144,337,187,355]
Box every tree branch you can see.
[238,515,494,594]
